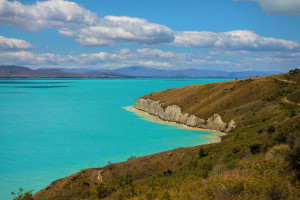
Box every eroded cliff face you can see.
[134,98,235,133]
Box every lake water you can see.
[0,78,232,199]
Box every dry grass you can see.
[143,71,299,122]
[33,69,300,200]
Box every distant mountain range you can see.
[0,65,125,78]
[97,66,279,78]
[0,65,279,78]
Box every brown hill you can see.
[142,69,300,123]
[32,69,300,200]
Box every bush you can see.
[162,169,172,176]
[273,131,286,143]
[264,181,289,200]
[118,172,133,186]
[290,110,296,118]
[286,134,296,148]
[97,183,113,199]
[199,147,207,158]
[267,126,276,134]
[232,146,241,154]
[287,143,300,180]
[249,144,261,154]
[11,188,33,200]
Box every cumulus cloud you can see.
[139,61,171,67]
[236,0,300,15]
[0,0,97,31]
[1,0,299,52]
[0,48,218,69]
[136,48,175,59]
[0,0,174,46]
[0,35,34,51]
[173,30,300,51]
[1,48,299,72]
[60,16,174,46]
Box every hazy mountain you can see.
[0,65,279,78]
[88,66,279,78]
[0,65,124,78]
[45,68,98,73]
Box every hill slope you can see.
[142,69,299,123]
[33,69,300,200]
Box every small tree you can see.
[290,110,296,118]
[11,188,34,200]
[199,147,207,158]
[107,160,112,170]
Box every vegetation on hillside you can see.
[11,188,33,200]
[31,69,300,200]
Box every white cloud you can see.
[1,0,299,52]
[139,61,171,67]
[236,0,300,15]
[0,0,97,31]
[172,30,300,51]
[0,35,34,51]
[136,48,175,59]
[62,16,174,46]
[0,0,174,46]
[172,31,218,48]
[1,48,299,72]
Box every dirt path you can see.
[277,79,296,84]
[282,97,300,106]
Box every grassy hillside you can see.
[32,69,300,200]
[143,69,300,123]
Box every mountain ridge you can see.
[0,65,280,78]
[0,65,124,78]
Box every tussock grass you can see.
[33,69,300,200]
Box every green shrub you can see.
[249,144,261,154]
[264,181,289,200]
[287,143,300,181]
[97,183,114,199]
[286,134,296,148]
[118,172,133,186]
[199,147,207,159]
[11,188,33,200]
[267,126,276,134]
[290,110,296,118]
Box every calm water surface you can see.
[0,78,232,199]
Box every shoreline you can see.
[123,106,225,144]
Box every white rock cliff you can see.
[134,98,235,133]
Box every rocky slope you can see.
[134,98,235,133]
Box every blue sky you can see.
[0,0,300,72]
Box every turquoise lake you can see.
[0,78,232,199]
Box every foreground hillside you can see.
[33,69,300,200]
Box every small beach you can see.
[123,106,224,144]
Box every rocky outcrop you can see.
[134,98,235,133]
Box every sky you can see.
[0,0,300,72]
